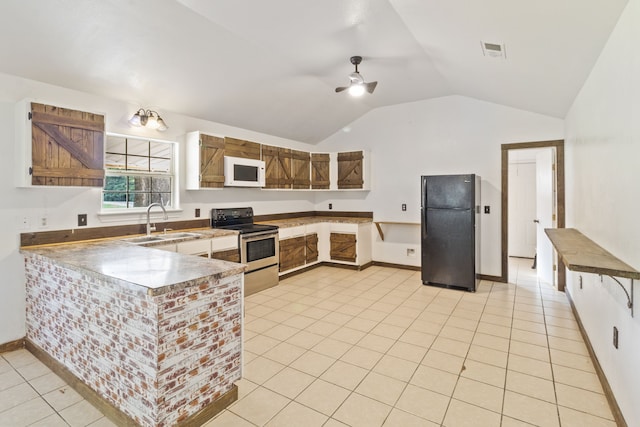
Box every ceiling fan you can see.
[335,56,378,96]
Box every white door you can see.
[535,148,555,287]
[508,161,537,257]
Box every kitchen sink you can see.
[159,232,201,239]
[123,236,165,244]
[122,232,203,245]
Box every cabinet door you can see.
[291,150,310,189]
[199,134,225,188]
[311,153,330,189]
[306,233,318,263]
[224,137,261,160]
[211,248,240,263]
[279,236,306,271]
[337,151,364,189]
[330,233,357,262]
[263,145,292,189]
[30,102,105,187]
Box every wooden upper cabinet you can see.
[291,150,310,189]
[185,131,226,190]
[337,151,364,190]
[311,153,330,189]
[199,134,225,188]
[224,137,261,160]
[263,145,292,189]
[29,102,105,187]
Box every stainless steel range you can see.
[211,207,279,296]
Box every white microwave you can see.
[224,156,266,187]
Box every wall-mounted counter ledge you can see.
[373,221,420,241]
[545,228,637,316]
[545,228,640,280]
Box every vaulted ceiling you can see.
[0,0,629,143]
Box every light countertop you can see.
[21,238,245,296]
[259,216,372,228]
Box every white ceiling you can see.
[0,0,628,143]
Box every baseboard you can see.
[477,274,505,283]
[372,261,420,271]
[25,340,237,427]
[0,338,25,353]
[564,290,627,427]
[280,261,376,280]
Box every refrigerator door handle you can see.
[421,208,428,239]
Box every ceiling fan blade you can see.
[365,81,378,94]
[335,86,349,93]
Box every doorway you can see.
[501,140,565,290]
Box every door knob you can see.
[533,219,540,223]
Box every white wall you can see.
[315,95,564,275]
[564,0,640,425]
[0,72,318,345]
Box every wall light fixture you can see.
[129,109,168,131]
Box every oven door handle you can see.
[240,230,279,240]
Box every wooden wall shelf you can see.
[374,221,420,241]
[545,228,637,316]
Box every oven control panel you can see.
[211,207,254,227]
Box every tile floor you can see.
[0,258,616,426]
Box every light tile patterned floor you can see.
[0,259,616,426]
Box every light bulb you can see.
[128,110,143,126]
[145,115,159,129]
[348,84,365,97]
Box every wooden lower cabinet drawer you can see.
[330,233,357,262]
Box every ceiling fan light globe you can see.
[348,84,366,97]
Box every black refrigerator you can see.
[421,174,480,291]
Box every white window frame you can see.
[100,132,179,215]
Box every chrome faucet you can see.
[146,202,168,236]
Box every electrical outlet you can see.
[406,248,416,257]
[40,216,47,227]
[613,326,619,349]
[20,216,30,229]
[402,203,407,211]
[195,208,201,218]
[77,214,87,227]
[328,203,333,210]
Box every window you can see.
[102,134,177,210]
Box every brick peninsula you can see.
[21,239,245,427]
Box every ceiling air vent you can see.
[481,41,506,59]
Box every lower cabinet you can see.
[325,222,372,267]
[211,248,240,263]
[176,239,212,257]
[211,234,240,262]
[277,222,371,274]
[279,236,306,272]
[330,233,357,262]
[306,233,319,263]
[152,240,212,256]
